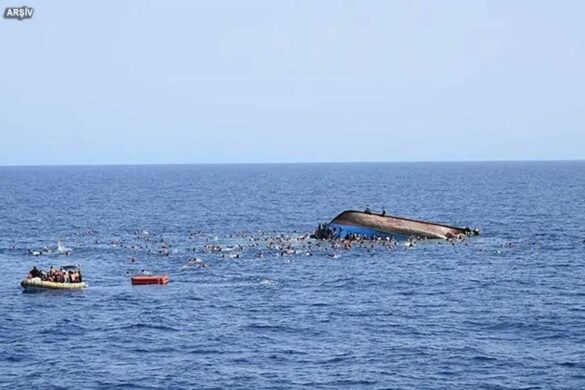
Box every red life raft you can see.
[131,274,169,285]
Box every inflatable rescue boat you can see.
[21,278,87,290]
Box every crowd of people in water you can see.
[17,208,488,281]
[27,265,83,283]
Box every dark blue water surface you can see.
[1,162,584,389]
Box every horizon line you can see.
[0,158,584,168]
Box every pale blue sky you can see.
[1,0,584,165]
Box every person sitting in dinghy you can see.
[28,266,43,279]
[50,268,64,283]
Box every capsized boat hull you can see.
[21,278,87,290]
[329,210,478,240]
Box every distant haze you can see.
[1,1,584,165]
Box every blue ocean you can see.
[1,162,584,389]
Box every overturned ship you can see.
[314,210,479,240]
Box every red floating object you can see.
[131,274,169,285]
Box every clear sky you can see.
[1,0,584,165]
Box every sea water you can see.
[0,162,584,389]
